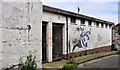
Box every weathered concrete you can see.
[0,0,42,69]
[69,19,112,53]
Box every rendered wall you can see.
[68,18,112,53]
[0,0,42,69]
[43,11,67,62]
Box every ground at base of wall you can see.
[64,46,112,59]
[42,51,117,69]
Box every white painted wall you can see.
[0,1,2,68]
[69,20,112,53]
[0,0,42,68]
[43,11,67,61]
[43,9,112,61]
[43,11,66,24]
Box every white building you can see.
[42,5,114,63]
[0,1,114,69]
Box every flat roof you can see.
[43,5,114,25]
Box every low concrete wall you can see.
[64,45,112,59]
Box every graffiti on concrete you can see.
[72,27,91,52]
[98,35,102,42]
[49,18,52,47]
[49,27,52,46]
[98,40,111,46]
[97,35,111,46]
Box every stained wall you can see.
[68,18,112,53]
[0,0,42,68]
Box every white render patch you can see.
[0,1,42,69]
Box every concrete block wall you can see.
[0,0,42,68]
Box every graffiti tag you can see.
[98,35,102,42]
[49,27,52,46]
[72,27,91,52]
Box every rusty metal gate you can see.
[52,23,63,61]
[42,22,47,63]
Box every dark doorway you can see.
[52,23,63,61]
[42,22,47,63]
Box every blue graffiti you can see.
[72,27,91,52]
[98,35,102,42]
[76,28,79,31]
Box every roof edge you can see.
[43,5,114,25]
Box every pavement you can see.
[42,51,117,69]
[77,54,119,68]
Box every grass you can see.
[116,50,120,54]
[63,64,77,69]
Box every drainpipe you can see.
[112,24,115,50]
[112,25,113,50]
[66,16,69,60]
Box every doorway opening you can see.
[52,23,63,61]
[42,21,47,63]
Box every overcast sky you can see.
[41,0,119,25]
